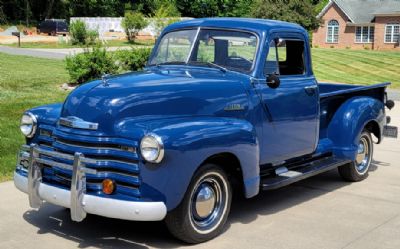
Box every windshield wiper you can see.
[188,61,227,73]
[148,61,186,67]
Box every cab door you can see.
[257,33,319,164]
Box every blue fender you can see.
[327,97,385,160]
[136,117,260,211]
[29,103,62,125]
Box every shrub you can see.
[86,29,99,45]
[69,20,87,45]
[65,45,118,84]
[115,47,152,72]
[122,12,149,42]
[66,46,152,84]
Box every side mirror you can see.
[266,74,280,89]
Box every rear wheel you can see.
[165,164,232,243]
[338,130,373,181]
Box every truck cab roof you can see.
[164,17,307,36]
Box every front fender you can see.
[327,97,385,160]
[25,103,62,143]
[28,103,63,125]
[138,117,259,211]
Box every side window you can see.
[197,38,215,63]
[264,38,305,76]
[264,40,279,75]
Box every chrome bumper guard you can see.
[16,144,167,222]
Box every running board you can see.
[261,157,350,190]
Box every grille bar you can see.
[37,157,97,174]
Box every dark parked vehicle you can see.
[37,19,68,36]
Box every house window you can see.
[326,20,339,43]
[385,24,400,43]
[355,26,375,43]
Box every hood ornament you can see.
[59,116,98,130]
[102,74,111,86]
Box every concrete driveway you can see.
[0,45,139,60]
[0,104,399,249]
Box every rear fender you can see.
[138,117,260,211]
[327,97,385,160]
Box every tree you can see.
[122,11,148,42]
[153,1,180,37]
[176,0,252,18]
[251,0,320,30]
[68,0,125,17]
[0,1,6,24]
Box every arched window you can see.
[326,20,339,43]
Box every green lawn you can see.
[4,39,155,49]
[0,48,399,182]
[0,53,69,181]
[312,48,400,87]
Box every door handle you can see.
[304,85,317,95]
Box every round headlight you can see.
[20,112,37,138]
[140,134,164,163]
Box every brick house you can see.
[313,0,400,50]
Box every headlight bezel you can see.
[20,112,37,138]
[140,133,164,163]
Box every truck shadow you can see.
[22,161,384,248]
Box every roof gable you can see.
[317,0,400,24]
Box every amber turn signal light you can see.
[102,179,115,195]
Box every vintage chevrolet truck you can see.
[14,18,397,243]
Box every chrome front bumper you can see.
[14,145,167,221]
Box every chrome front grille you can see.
[33,125,141,199]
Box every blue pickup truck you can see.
[14,18,397,243]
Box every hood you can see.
[61,67,250,135]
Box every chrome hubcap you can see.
[355,136,371,174]
[189,173,227,233]
[194,184,216,218]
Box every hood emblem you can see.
[224,104,245,111]
[102,74,111,86]
[59,116,99,130]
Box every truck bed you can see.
[319,82,390,98]
[318,81,390,147]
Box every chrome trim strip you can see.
[59,116,99,130]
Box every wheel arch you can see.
[201,152,245,197]
[327,96,385,160]
[364,119,382,143]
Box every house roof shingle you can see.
[320,0,400,24]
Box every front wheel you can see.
[338,130,373,181]
[165,164,232,243]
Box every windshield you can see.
[148,28,258,73]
